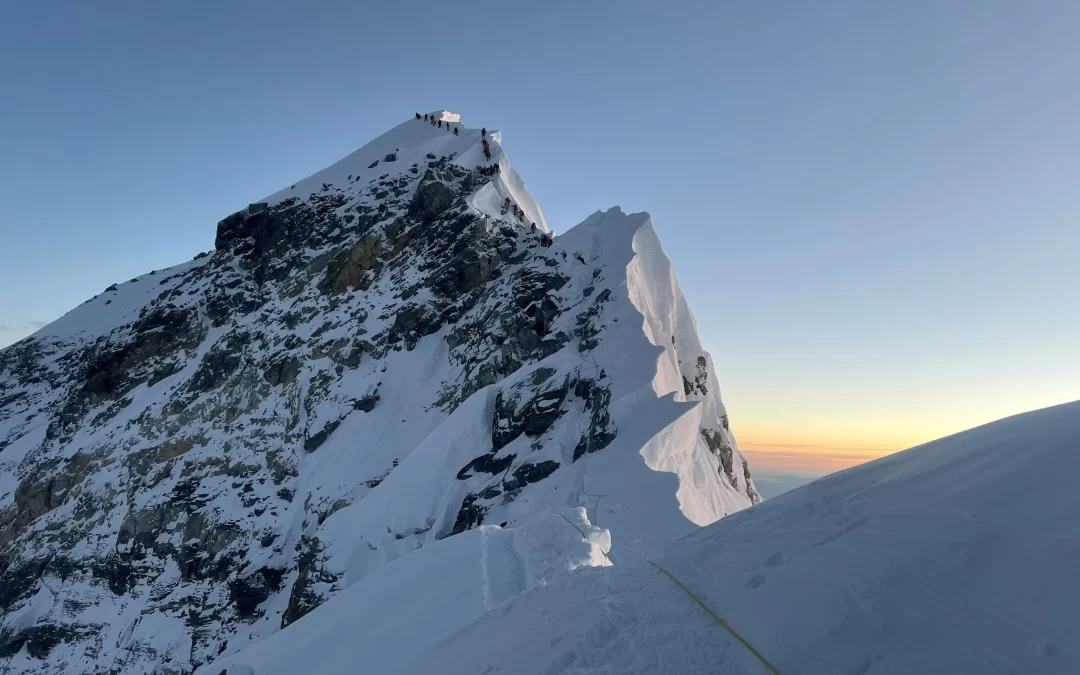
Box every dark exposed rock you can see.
[81,304,201,405]
[387,303,440,346]
[701,428,737,488]
[263,357,300,386]
[325,233,384,295]
[0,117,759,674]
[0,623,97,660]
[354,392,380,412]
[189,334,245,393]
[502,460,560,492]
[281,536,336,628]
[743,459,760,503]
[457,451,516,480]
[451,493,487,535]
[409,179,453,222]
[573,378,617,461]
[491,376,570,452]
[575,288,611,352]
[304,418,341,452]
[683,355,709,396]
[125,439,196,480]
[230,567,285,618]
[214,193,351,284]
[10,449,106,532]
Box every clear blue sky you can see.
[2,1,1078,482]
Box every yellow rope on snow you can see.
[648,561,782,675]
[557,514,780,673]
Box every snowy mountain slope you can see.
[382,400,1079,675]
[0,112,757,674]
[200,509,610,675]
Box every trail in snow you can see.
[480,526,527,609]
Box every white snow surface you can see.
[262,111,550,232]
[0,113,757,674]
[200,509,609,675]
[210,400,1080,675]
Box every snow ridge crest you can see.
[0,113,756,675]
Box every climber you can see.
[504,197,511,208]
[492,163,499,173]
[438,119,442,128]
[481,127,487,138]
[416,113,422,120]
[424,113,428,121]
[454,127,459,135]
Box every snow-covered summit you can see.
[0,114,757,673]
[262,111,548,232]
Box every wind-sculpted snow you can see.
[223,401,1080,675]
[0,113,756,673]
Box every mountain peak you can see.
[0,114,757,674]
[426,109,461,123]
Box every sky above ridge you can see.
[2,1,1078,493]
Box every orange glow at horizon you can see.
[732,424,934,477]
[738,442,893,475]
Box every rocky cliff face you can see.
[0,112,758,674]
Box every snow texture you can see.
[210,401,1080,675]
[0,112,756,674]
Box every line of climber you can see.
[412,115,550,247]
[417,112,459,135]
[502,196,528,222]
[480,127,492,160]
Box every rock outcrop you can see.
[0,113,758,675]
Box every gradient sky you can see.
[2,1,1078,484]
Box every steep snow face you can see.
[0,113,756,674]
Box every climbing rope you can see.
[557,516,781,675]
[649,561,782,675]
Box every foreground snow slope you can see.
[200,509,610,675]
[0,113,757,674]
[215,400,1079,674]
[397,400,1080,674]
